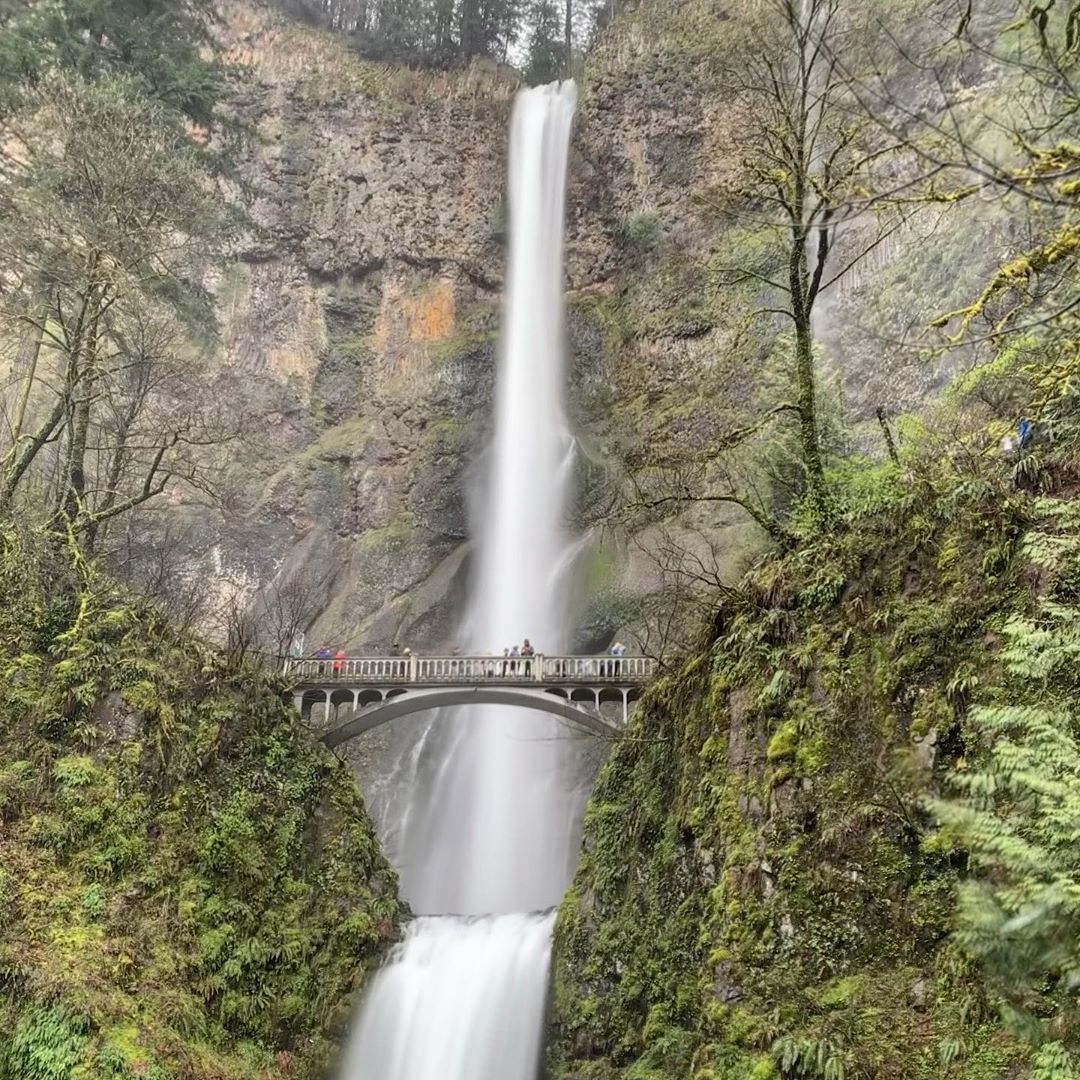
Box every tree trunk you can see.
[10,298,47,450]
[794,319,827,516]
[876,407,900,466]
[59,304,102,527]
[788,238,829,520]
[0,393,69,510]
[460,0,478,57]
[0,285,96,513]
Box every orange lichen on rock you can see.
[404,280,456,343]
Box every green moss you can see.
[301,416,374,463]
[356,512,416,555]
[765,719,798,761]
[550,469,1035,1080]
[0,530,401,1080]
[615,212,664,253]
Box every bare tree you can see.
[704,0,907,521]
[0,75,238,542]
[626,526,737,664]
[106,514,214,633]
[253,567,335,666]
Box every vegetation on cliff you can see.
[0,529,401,1080]
[552,5,1080,1070]
[550,429,1080,1078]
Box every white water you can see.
[338,915,555,1080]
[339,81,579,1080]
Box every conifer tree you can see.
[524,0,564,84]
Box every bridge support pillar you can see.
[622,688,628,727]
[292,691,304,717]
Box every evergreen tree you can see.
[271,0,525,68]
[524,0,563,84]
[0,0,225,125]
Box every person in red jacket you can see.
[332,649,346,676]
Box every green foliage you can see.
[0,528,401,1080]
[931,499,1080,1062]
[0,0,225,124]
[0,1008,89,1080]
[615,212,664,253]
[550,460,1038,1080]
[271,0,525,68]
[524,0,566,84]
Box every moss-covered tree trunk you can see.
[788,189,829,523]
[794,311,827,519]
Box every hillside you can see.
[0,531,401,1080]
[549,448,1074,1079]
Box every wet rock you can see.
[93,692,143,741]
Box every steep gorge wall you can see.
[548,478,1034,1080]
[204,0,1015,657]
[205,4,515,651]
[204,0,764,655]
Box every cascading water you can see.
[339,81,579,1080]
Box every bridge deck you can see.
[288,654,655,687]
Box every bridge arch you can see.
[320,686,624,748]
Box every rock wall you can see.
[206,0,761,654]
[201,0,1013,658]
[204,3,515,651]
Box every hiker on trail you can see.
[315,646,332,675]
[1019,417,1034,450]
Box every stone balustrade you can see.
[287,654,657,686]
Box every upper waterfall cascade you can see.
[339,80,580,1080]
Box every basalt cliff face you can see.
[204,4,513,652]
[202,0,763,654]
[203,0,1006,656]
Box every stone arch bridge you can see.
[289,654,657,745]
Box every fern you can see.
[932,500,1080,1055]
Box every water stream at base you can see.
[338,81,579,1080]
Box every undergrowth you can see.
[549,448,1070,1079]
[0,529,400,1080]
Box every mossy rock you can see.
[0,530,402,1080]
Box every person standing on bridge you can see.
[332,649,346,676]
[508,644,520,676]
[610,640,627,678]
[315,646,331,675]
[521,639,535,677]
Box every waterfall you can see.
[337,915,555,1080]
[338,81,579,1080]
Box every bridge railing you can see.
[543,656,654,681]
[287,654,657,685]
